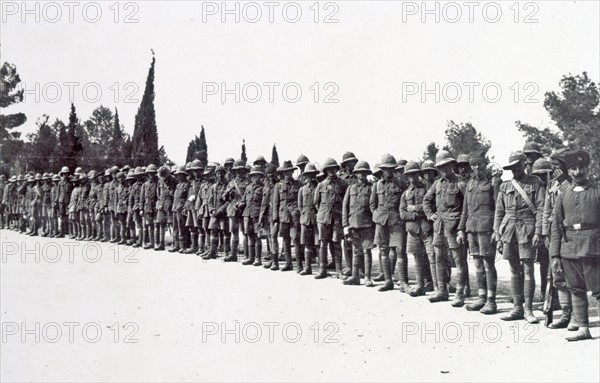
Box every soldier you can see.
[49,174,60,237]
[170,166,189,253]
[56,167,71,238]
[28,174,42,236]
[223,160,249,262]
[338,152,359,277]
[296,154,310,176]
[550,149,599,341]
[523,142,543,176]
[87,171,100,240]
[423,151,466,305]
[68,173,81,239]
[457,151,498,314]
[77,172,90,240]
[1,176,12,229]
[272,160,302,271]
[127,168,143,247]
[421,160,438,191]
[156,166,176,251]
[370,155,404,291]
[107,166,120,242]
[240,165,266,266]
[298,163,319,275]
[204,166,228,259]
[140,165,159,249]
[532,158,553,301]
[314,158,348,279]
[182,161,202,253]
[400,162,434,296]
[342,160,375,286]
[99,169,111,242]
[197,165,215,256]
[0,175,5,229]
[542,149,577,330]
[393,158,410,290]
[224,158,235,182]
[259,164,279,267]
[494,151,545,323]
[114,172,129,244]
[456,153,472,297]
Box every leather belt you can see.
[565,223,597,231]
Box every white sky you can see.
[2,0,599,167]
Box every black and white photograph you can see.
[1,1,599,381]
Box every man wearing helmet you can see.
[298,163,320,275]
[223,160,250,262]
[204,166,229,259]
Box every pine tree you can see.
[28,115,58,172]
[271,144,279,167]
[132,54,160,166]
[0,62,27,175]
[62,103,83,170]
[241,139,247,162]
[422,142,439,162]
[443,121,491,158]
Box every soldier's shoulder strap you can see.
[511,179,537,214]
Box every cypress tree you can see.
[241,139,247,163]
[132,54,160,166]
[271,144,279,167]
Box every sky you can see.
[2,0,599,168]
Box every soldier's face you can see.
[470,162,486,177]
[283,171,294,181]
[457,164,471,177]
[216,172,225,182]
[382,169,394,180]
[510,161,526,179]
[568,165,588,184]
[356,172,367,183]
[326,168,337,178]
[304,174,316,183]
[437,163,454,178]
[406,174,417,184]
[525,153,541,166]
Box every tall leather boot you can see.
[378,249,394,292]
[314,243,329,279]
[480,259,498,314]
[143,225,155,249]
[202,234,218,259]
[281,240,293,271]
[154,225,165,250]
[255,239,263,265]
[224,234,238,262]
[343,239,352,277]
[118,222,127,244]
[296,243,304,273]
[300,245,313,275]
[524,266,538,323]
[243,236,256,265]
[429,248,449,302]
[185,230,198,254]
[364,249,374,287]
[343,249,361,285]
[168,235,180,253]
[333,242,344,279]
[243,235,249,259]
[197,231,206,255]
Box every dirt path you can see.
[1,230,598,382]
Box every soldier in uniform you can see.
[68,172,81,239]
[457,151,498,314]
[421,160,438,191]
[99,169,111,242]
[107,166,120,242]
[298,163,319,275]
[456,154,473,297]
[339,152,359,277]
[114,172,129,244]
[400,162,434,296]
[56,167,71,238]
[197,165,215,256]
[170,166,189,253]
[77,171,90,240]
[272,160,302,271]
[28,174,42,236]
[49,174,60,237]
[223,160,249,262]
[87,171,99,240]
[39,173,52,237]
[494,152,545,323]
[393,158,410,290]
[140,165,159,249]
[7,176,19,230]
[127,168,143,247]
[259,164,279,267]
[550,150,599,341]
[204,166,228,259]
[156,166,176,251]
[182,160,202,254]
[224,158,235,182]
[423,151,466,305]
[1,176,12,229]
[342,160,375,286]
[370,154,404,291]
[542,149,577,330]
[532,158,553,301]
[239,166,266,266]
[296,154,310,176]
[523,142,543,176]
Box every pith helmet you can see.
[503,151,526,170]
[224,158,235,165]
[145,164,158,173]
[353,161,372,174]
[232,160,247,170]
[174,165,188,175]
[279,160,296,172]
[404,161,422,175]
[126,170,136,180]
[532,158,553,175]
[379,154,397,169]
[395,158,408,170]
[42,173,50,180]
[134,167,145,176]
[158,166,170,179]
[422,160,438,174]
[190,160,203,170]
[435,151,456,167]
[59,166,70,174]
[249,166,265,176]
[52,174,60,182]
[523,142,542,155]
[456,154,471,165]
[215,166,226,174]
[322,158,340,171]
[254,156,267,165]
[296,154,309,167]
[341,151,358,165]
[302,163,319,175]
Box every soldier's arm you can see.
[313,184,321,211]
[369,183,377,213]
[398,190,412,221]
[535,181,546,236]
[549,192,564,258]
[297,186,304,212]
[493,185,506,235]
[542,190,553,237]
[458,189,469,233]
[422,181,437,219]
[272,184,280,223]
[342,186,350,227]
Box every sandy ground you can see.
[1,229,599,382]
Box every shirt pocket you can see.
[479,185,493,205]
[445,189,459,207]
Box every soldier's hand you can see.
[532,234,541,248]
[457,230,465,245]
[429,213,439,221]
[343,226,350,236]
[544,235,551,250]
[496,238,503,254]
[407,205,416,212]
[551,257,564,276]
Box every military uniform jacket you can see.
[314,176,348,225]
[41,183,52,207]
[101,182,110,209]
[173,180,189,213]
[224,178,249,218]
[342,181,373,229]
[458,176,496,233]
[338,169,357,186]
[298,181,318,226]
[259,179,276,226]
[68,186,80,213]
[115,183,129,214]
[542,178,569,237]
[107,180,117,212]
[186,178,201,212]
[141,179,158,214]
[157,178,176,213]
[197,180,212,218]
[272,178,301,223]
[0,181,4,205]
[57,179,72,205]
[77,183,90,211]
[241,182,263,219]
[2,183,11,206]
[400,182,432,236]
[370,178,404,227]
[208,181,227,217]
[88,183,101,211]
[50,185,58,208]
[129,181,143,212]
[550,180,600,259]
[493,175,545,244]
